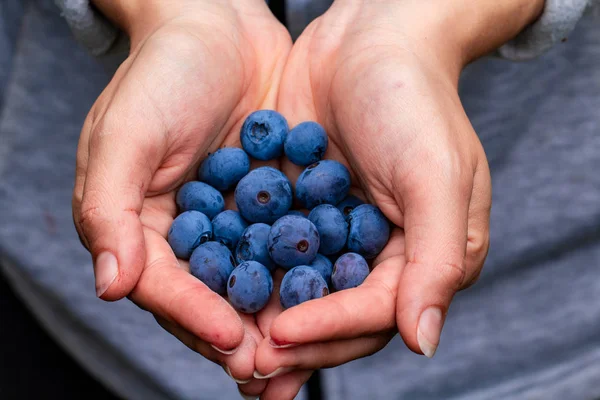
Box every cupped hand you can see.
[254,1,493,393]
[71,0,292,391]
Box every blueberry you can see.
[284,121,328,166]
[189,242,236,295]
[308,204,348,255]
[240,110,288,160]
[167,211,212,260]
[295,160,351,209]
[331,252,369,291]
[347,204,390,259]
[280,266,329,309]
[268,215,320,269]
[336,195,365,220]
[234,167,292,223]
[235,223,276,272]
[287,210,307,218]
[211,210,248,251]
[308,254,334,285]
[176,181,224,219]
[198,147,250,191]
[227,261,273,313]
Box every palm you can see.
[73,5,294,391]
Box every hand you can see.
[254,0,544,390]
[71,0,292,392]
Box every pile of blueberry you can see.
[167,110,390,314]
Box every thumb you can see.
[78,98,166,301]
[395,169,472,358]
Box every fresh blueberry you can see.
[287,210,307,218]
[267,215,320,269]
[309,254,333,285]
[331,252,369,291]
[176,181,224,219]
[347,204,390,259]
[167,211,212,260]
[279,266,329,309]
[308,204,348,255]
[227,261,273,313]
[284,121,328,166]
[189,242,236,295]
[235,223,276,272]
[234,167,292,224]
[295,160,351,209]
[198,147,250,191]
[211,210,248,251]
[240,110,288,160]
[336,195,365,220]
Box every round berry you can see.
[332,252,369,291]
[268,215,320,269]
[280,266,329,309]
[240,110,288,160]
[167,211,212,260]
[189,242,236,295]
[235,223,276,272]
[234,167,292,223]
[211,210,248,251]
[347,204,390,259]
[295,160,351,209]
[308,204,349,255]
[176,181,224,219]
[227,261,273,314]
[284,121,328,166]
[198,147,250,191]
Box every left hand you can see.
[252,0,544,396]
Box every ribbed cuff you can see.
[498,0,593,61]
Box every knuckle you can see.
[437,260,467,292]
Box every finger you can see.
[78,84,170,301]
[255,331,394,377]
[395,157,474,358]
[258,370,313,400]
[130,228,245,352]
[464,154,491,288]
[237,379,268,399]
[268,230,404,345]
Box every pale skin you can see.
[74,0,544,398]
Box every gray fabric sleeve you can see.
[498,0,596,60]
[54,0,118,56]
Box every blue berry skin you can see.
[308,204,348,255]
[198,148,250,191]
[235,223,277,272]
[176,181,225,219]
[240,110,288,161]
[331,252,369,291]
[295,160,351,209]
[347,204,390,259]
[211,210,248,252]
[336,195,365,220]
[167,211,212,260]
[280,266,329,309]
[309,254,334,285]
[268,215,320,269]
[234,167,292,224]
[287,210,307,218]
[227,261,273,314]
[284,121,329,166]
[189,242,236,295]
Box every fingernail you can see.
[417,306,443,358]
[94,252,118,297]
[222,365,251,384]
[211,344,239,355]
[269,338,298,349]
[253,367,293,380]
[238,388,258,400]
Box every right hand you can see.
[72,0,291,393]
